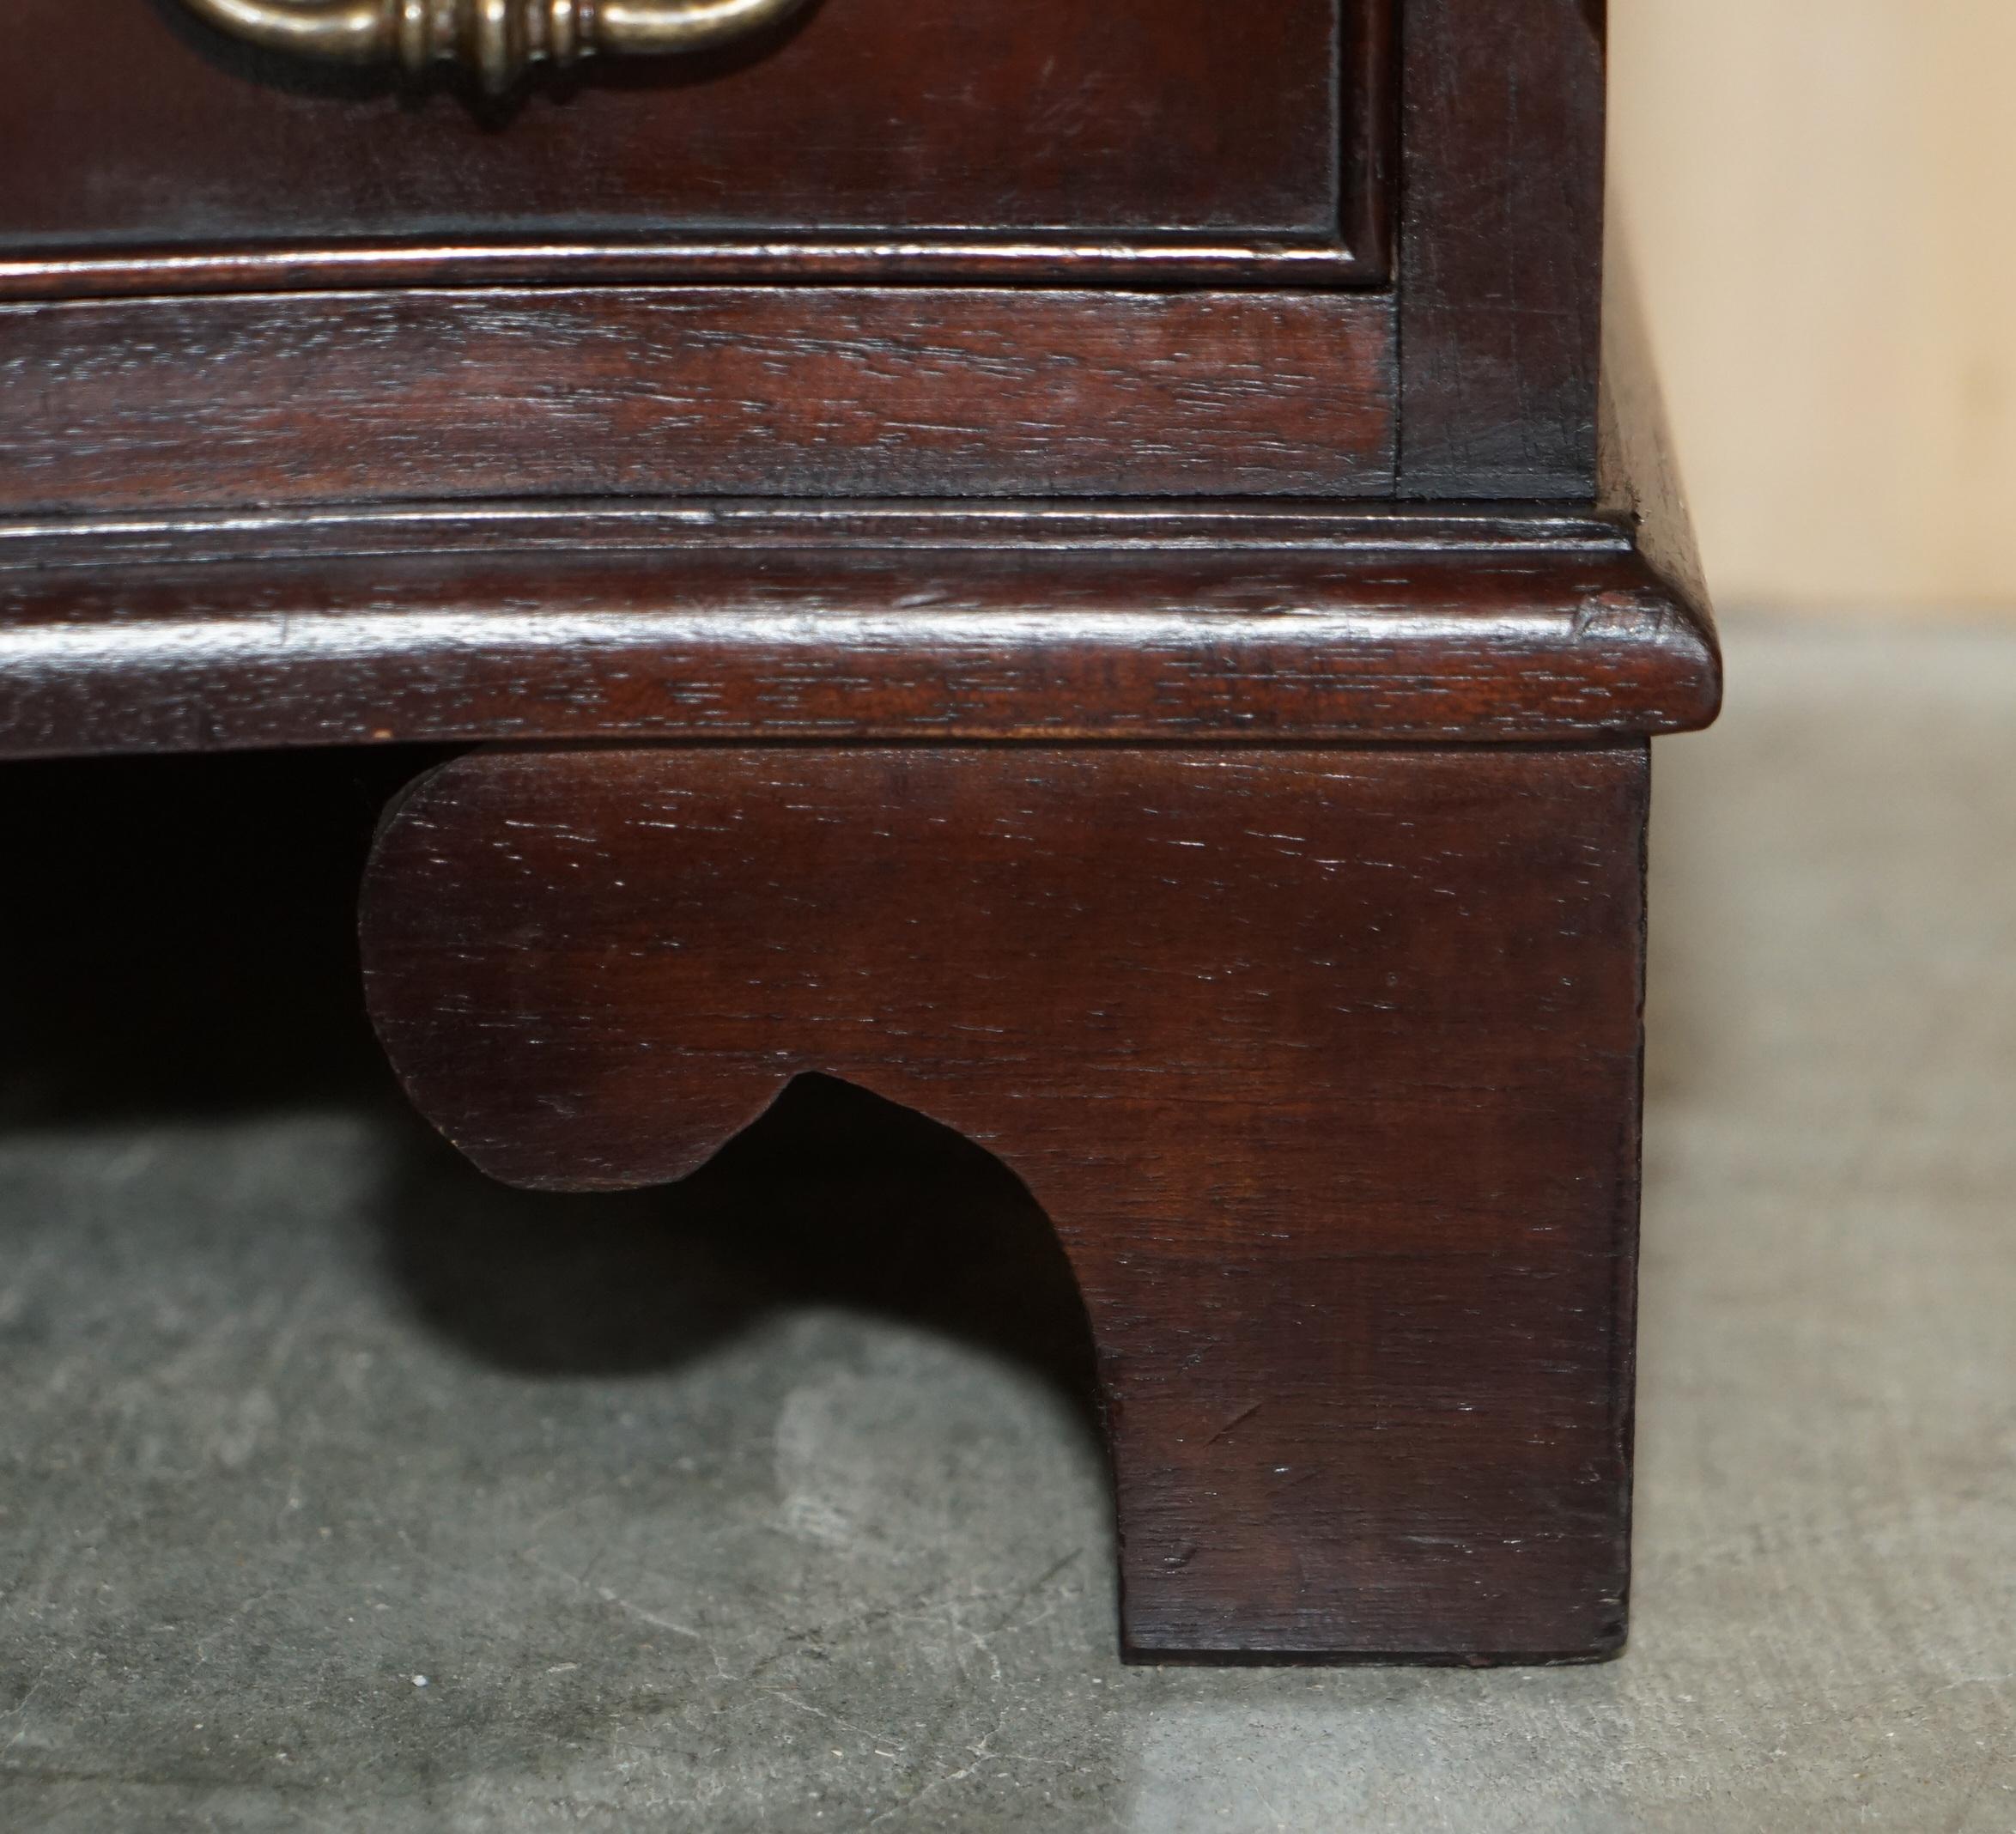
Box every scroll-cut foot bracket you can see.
[360,743,1649,1663]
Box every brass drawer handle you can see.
[177,0,814,93]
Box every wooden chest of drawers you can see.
[0,0,1717,1662]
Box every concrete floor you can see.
[2,624,2013,1831]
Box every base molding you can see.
[0,500,1718,759]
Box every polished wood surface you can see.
[0,0,1715,1667]
[0,1,1619,507]
[0,288,1397,515]
[1400,0,1606,498]
[0,0,1389,288]
[361,741,1650,1660]
[0,504,1719,758]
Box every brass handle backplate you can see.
[178,0,814,93]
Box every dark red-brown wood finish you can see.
[0,289,1398,515]
[1,0,1394,288]
[0,0,1716,1661]
[0,504,1713,757]
[361,742,1651,1661]
[0,0,1606,513]
[1399,0,1607,497]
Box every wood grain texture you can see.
[0,504,1721,759]
[1398,0,1607,498]
[361,742,1651,1660]
[0,288,1397,516]
[0,0,1389,289]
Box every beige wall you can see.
[1610,0,2016,610]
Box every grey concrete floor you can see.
[2,623,2013,1831]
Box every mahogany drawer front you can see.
[0,0,1390,291]
[0,1,1615,534]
